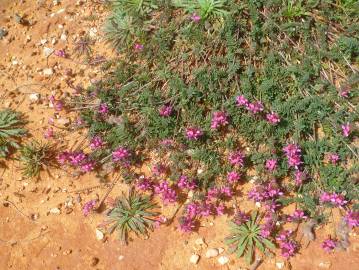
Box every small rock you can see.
[0,28,8,39]
[205,248,219,258]
[217,256,229,265]
[189,254,200,264]
[318,261,331,269]
[90,257,99,267]
[118,255,124,261]
[89,27,97,38]
[40,39,47,45]
[63,249,72,255]
[50,207,61,214]
[56,118,70,126]
[95,229,104,240]
[29,93,40,103]
[43,68,54,76]
[43,47,54,57]
[218,247,224,254]
[275,262,284,269]
[60,33,67,41]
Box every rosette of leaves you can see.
[225,211,275,264]
[106,189,159,244]
[173,0,228,20]
[0,110,26,158]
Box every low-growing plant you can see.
[106,189,158,244]
[19,140,57,178]
[225,211,275,264]
[0,110,26,158]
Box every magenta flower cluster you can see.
[287,209,307,222]
[319,192,347,207]
[233,210,250,225]
[236,95,280,124]
[98,103,109,114]
[211,111,229,129]
[154,181,177,204]
[227,171,241,184]
[265,158,278,171]
[159,104,173,117]
[90,136,104,150]
[177,175,197,190]
[248,181,283,203]
[321,239,336,252]
[276,230,298,258]
[57,150,95,172]
[185,127,203,140]
[82,200,97,216]
[283,143,302,169]
[112,146,131,162]
[344,210,359,228]
[228,150,245,166]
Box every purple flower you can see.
[186,202,199,219]
[82,200,97,216]
[159,105,173,117]
[190,13,201,22]
[266,112,280,125]
[227,171,240,184]
[320,192,347,207]
[44,127,54,139]
[283,143,302,169]
[236,95,249,106]
[152,163,167,176]
[136,176,154,191]
[68,151,87,166]
[260,221,275,238]
[321,239,336,252]
[344,210,359,228]
[248,181,283,202]
[154,181,177,204]
[98,103,109,114]
[54,49,66,58]
[279,240,297,258]
[341,123,350,137]
[276,230,293,242]
[177,175,197,190]
[210,111,229,129]
[328,153,340,164]
[294,170,306,186]
[228,150,245,166]
[179,216,196,232]
[215,203,225,216]
[287,209,307,222]
[112,147,131,162]
[185,127,203,140]
[80,160,95,172]
[57,151,69,165]
[134,43,144,52]
[265,159,277,171]
[90,136,104,150]
[246,101,264,114]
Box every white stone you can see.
[89,27,97,38]
[218,247,225,254]
[118,255,124,261]
[318,262,331,269]
[195,238,205,246]
[40,39,47,45]
[43,68,54,76]
[43,47,54,57]
[60,33,67,41]
[276,262,284,269]
[189,254,200,264]
[255,202,261,208]
[205,248,219,258]
[29,93,40,102]
[50,208,61,214]
[95,229,104,240]
[217,256,229,265]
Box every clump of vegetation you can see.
[105,189,158,244]
[0,110,26,158]
[61,0,358,263]
[225,211,275,264]
[19,140,57,178]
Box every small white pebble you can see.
[276,261,284,269]
[189,254,200,264]
[217,256,229,265]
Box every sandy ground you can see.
[0,1,358,270]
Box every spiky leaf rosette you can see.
[106,188,158,244]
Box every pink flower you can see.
[265,159,277,171]
[186,202,199,219]
[112,147,131,162]
[90,136,104,150]
[152,163,167,176]
[228,150,244,166]
[190,13,201,22]
[294,170,306,186]
[82,200,97,216]
[321,239,336,252]
[341,123,350,137]
[81,160,95,172]
[136,176,154,191]
[246,101,264,114]
[154,181,177,204]
[134,43,144,52]
[159,105,173,117]
[287,209,307,222]
[44,127,54,139]
[57,151,69,165]
[179,216,196,232]
[280,240,297,258]
[185,127,203,140]
[266,112,280,124]
[49,95,64,111]
[54,49,66,58]
[283,143,302,169]
[98,103,109,114]
[344,210,359,228]
[210,111,229,129]
[215,203,225,216]
[227,171,240,184]
[233,210,250,225]
[320,192,347,207]
[236,95,248,106]
[328,153,340,164]
[177,175,197,190]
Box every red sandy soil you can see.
[0,1,358,270]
